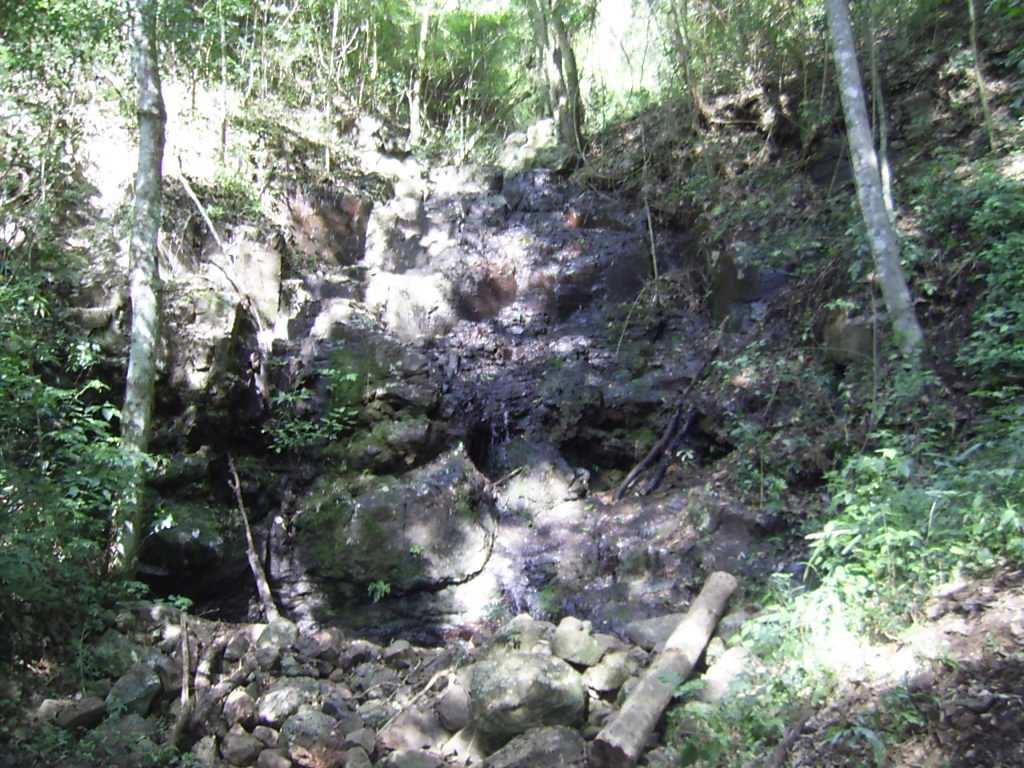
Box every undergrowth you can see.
[664,125,1024,767]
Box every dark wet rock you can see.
[481,725,586,768]
[468,652,586,741]
[106,663,162,717]
[341,415,441,473]
[140,500,239,596]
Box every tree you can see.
[524,0,584,153]
[109,0,166,573]
[408,0,432,146]
[824,0,924,357]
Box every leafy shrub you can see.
[0,273,126,660]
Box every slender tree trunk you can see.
[111,0,166,574]
[825,0,924,357]
[526,0,583,153]
[408,2,431,147]
[867,4,894,219]
[550,10,583,151]
[966,0,996,152]
[667,0,705,129]
[217,0,228,162]
[325,0,341,172]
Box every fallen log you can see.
[590,571,739,768]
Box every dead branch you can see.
[228,454,281,623]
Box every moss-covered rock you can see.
[294,445,495,595]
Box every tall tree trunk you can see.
[966,0,996,152]
[526,0,583,153]
[867,3,894,219]
[667,0,705,129]
[550,9,583,152]
[408,2,431,147]
[825,0,924,357]
[110,0,166,574]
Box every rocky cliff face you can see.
[67,111,793,645]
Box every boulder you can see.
[700,646,754,703]
[382,639,417,669]
[55,696,107,730]
[221,724,264,766]
[280,707,347,768]
[551,617,612,667]
[378,705,446,752]
[623,614,683,651]
[582,650,637,693]
[468,652,586,741]
[380,750,443,768]
[89,629,157,679]
[494,614,556,653]
[106,663,162,717]
[436,680,470,732]
[192,734,220,767]
[255,619,299,669]
[482,726,586,768]
[224,688,259,729]
[90,714,160,767]
[344,727,376,754]
[257,749,293,768]
[257,678,323,727]
[253,726,281,747]
[344,747,373,768]
[294,446,495,595]
[364,271,457,342]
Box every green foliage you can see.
[908,157,1024,385]
[367,579,391,603]
[807,421,1024,635]
[0,272,128,660]
[262,367,361,455]
[665,576,836,766]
